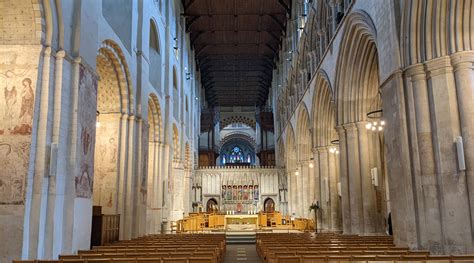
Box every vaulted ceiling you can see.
[183,0,291,107]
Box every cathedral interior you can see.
[1,0,474,262]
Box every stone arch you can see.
[149,19,161,54]
[220,133,257,150]
[147,93,163,143]
[333,11,387,235]
[401,0,474,66]
[220,116,256,130]
[0,1,45,45]
[93,39,134,228]
[296,104,311,162]
[335,11,379,125]
[149,19,162,92]
[97,40,134,114]
[312,71,336,147]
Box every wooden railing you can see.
[91,212,120,247]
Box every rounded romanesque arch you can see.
[97,40,134,114]
[219,132,257,150]
[220,116,256,130]
[148,94,163,143]
[93,40,133,216]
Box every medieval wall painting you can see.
[141,122,149,205]
[93,115,120,214]
[75,64,98,198]
[0,45,41,205]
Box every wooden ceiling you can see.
[183,0,291,107]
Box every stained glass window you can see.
[229,146,244,163]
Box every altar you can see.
[224,214,258,230]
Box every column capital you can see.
[335,125,345,134]
[404,63,426,78]
[450,51,474,70]
[355,121,369,130]
[55,49,66,59]
[424,56,453,77]
[342,122,357,131]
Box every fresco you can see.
[0,46,41,204]
[141,122,149,204]
[75,64,98,198]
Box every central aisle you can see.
[224,244,262,263]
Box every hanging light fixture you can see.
[330,139,339,155]
[308,157,314,168]
[366,109,385,132]
[96,111,101,128]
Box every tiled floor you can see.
[224,244,262,263]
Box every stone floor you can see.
[224,244,262,263]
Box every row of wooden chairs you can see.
[14,234,226,263]
[256,233,474,263]
[13,259,213,263]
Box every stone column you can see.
[327,146,341,231]
[451,52,474,238]
[291,171,297,216]
[336,125,351,233]
[425,56,471,254]
[317,147,330,231]
[355,121,377,234]
[296,163,304,217]
[24,46,53,259]
[301,162,310,218]
[404,63,443,247]
[344,123,363,234]
[312,149,321,229]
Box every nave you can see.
[1,0,474,262]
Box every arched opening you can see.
[335,12,387,235]
[93,41,132,239]
[149,19,162,93]
[311,72,341,231]
[172,67,179,119]
[264,198,276,213]
[206,198,219,213]
[145,94,163,234]
[285,125,297,217]
[296,105,312,218]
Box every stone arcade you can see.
[0,0,473,262]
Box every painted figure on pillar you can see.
[232,185,237,200]
[238,185,243,200]
[243,185,249,200]
[222,185,226,200]
[227,185,232,200]
[249,185,253,200]
[19,78,34,125]
[236,202,242,213]
[3,71,17,130]
[254,185,259,200]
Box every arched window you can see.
[149,20,160,53]
[229,146,244,163]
